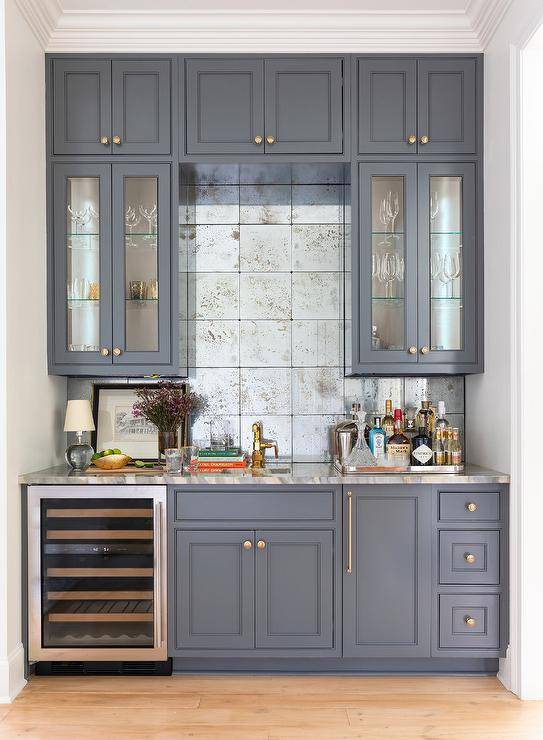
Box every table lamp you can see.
[64,399,95,470]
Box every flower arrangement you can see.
[132,382,207,432]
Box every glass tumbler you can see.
[180,445,199,472]
[164,448,182,473]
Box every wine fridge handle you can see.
[154,500,163,648]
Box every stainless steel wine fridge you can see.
[27,486,167,665]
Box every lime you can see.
[134,460,145,468]
[144,462,155,468]
[112,448,122,455]
[102,449,115,456]
[91,452,101,461]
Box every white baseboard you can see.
[0,643,26,703]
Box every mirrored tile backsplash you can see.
[67,163,465,462]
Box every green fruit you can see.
[91,452,101,461]
[102,449,115,456]
[112,448,122,455]
[144,462,155,468]
[134,460,145,468]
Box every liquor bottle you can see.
[403,408,418,450]
[416,400,435,435]
[434,401,450,440]
[369,416,386,460]
[446,427,462,466]
[386,409,411,466]
[433,428,447,466]
[382,399,395,442]
[411,421,434,466]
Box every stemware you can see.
[125,206,140,247]
[67,205,91,235]
[380,252,397,299]
[378,196,391,244]
[389,192,400,236]
[442,252,462,297]
[139,204,157,236]
[430,191,439,223]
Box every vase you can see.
[158,430,179,463]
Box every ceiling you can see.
[15,0,512,52]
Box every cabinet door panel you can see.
[185,59,264,154]
[264,58,343,154]
[52,163,113,367]
[174,530,254,650]
[343,487,431,657]
[358,58,417,154]
[256,530,333,649]
[112,60,171,155]
[53,59,111,155]
[418,58,477,155]
[111,163,172,366]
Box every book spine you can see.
[198,450,242,458]
[197,462,248,470]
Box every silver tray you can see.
[334,459,464,475]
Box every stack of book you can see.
[197,449,248,471]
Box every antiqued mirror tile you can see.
[292,320,341,367]
[240,368,291,415]
[178,273,189,321]
[292,272,340,320]
[191,415,241,450]
[240,184,291,224]
[239,225,291,272]
[292,185,343,224]
[404,376,465,414]
[292,224,342,272]
[292,367,344,414]
[188,224,240,272]
[193,185,239,224]
[187,367,240,416]
[181,163,240,186]
[292,415,341,461]
[291,163,345,185]
[240,273,291,320]
[188,320,240,367]
[241,415,292,460]
[344,377,404,415]
[188,273,239,320]
[240,320,291,367]
[240,164,292,185]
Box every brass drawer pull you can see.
[464,552,476,564]
[465,616,476,627]
[466,502,478,512]
[254,135,263,145]
[257,540,266,550]
[112,347,122,357]
[113,135,122,145]
[100,136,110,145]
[100,348,110,357]
[346,491,352,574]
[408,135,417,145]
[243,540,252,550]
[266,135,275,145]
[408,346,417,355]
[420,135,429,145]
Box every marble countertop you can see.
[19,463,510,486]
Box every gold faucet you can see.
[251,421,279,469]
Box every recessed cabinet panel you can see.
[185,59,264,154]
[53,60,112,155]
[358,58,417,154]
[418,59,477,155]
[264,58,343,154]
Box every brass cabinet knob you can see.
[266,135,275,145]
[464,553,476,564]
[112,347,122,357]
[420,346,429,355]
[254,135,263,145]
[420,135,429,145]
[257,540,266,550]
[408,135,417,145]
[408,346,417,355]
[466,502,478,513]
[100,348,110,357]
[100,136,110,145]
[112,135,122,145]
[465,616,476,627]
[243,540,252,550]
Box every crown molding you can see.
[14,2,512,53]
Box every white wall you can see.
[0,0,66,703]
[465,0,543,699]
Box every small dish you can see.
[92,454,132,470]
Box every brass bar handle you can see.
[346,491,352,574]
[153,501,163,647]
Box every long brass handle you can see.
[346,491,352,574]
[154,501,163,647]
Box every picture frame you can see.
[91,382,186,462]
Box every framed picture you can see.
[91,383,185,461]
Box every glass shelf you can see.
[67,233,99,237]
[371,232,404,236]
[430,231,462,236]
[431,297,463,301]
[67,299,99,303]
[125,233,158,238]
[372,296,405,301]
[125,298,158,303]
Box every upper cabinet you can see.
[184,57,345,156]
[356,57,478,156]
[52,58,172,156]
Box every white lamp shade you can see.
[64,399,95,433]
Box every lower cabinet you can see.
[172,528,334,653]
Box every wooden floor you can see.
[0,674,542,739]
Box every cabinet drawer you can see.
[173,491,334,522]
[439,491,500,522]
[439,530,500,585]
[439,594,500,649]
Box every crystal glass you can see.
[66,177,100,353]
[124,177,159,352]
[180,445,199,472]
[429,175,463,351]
[371,176,405,351]
[164,448,182,473]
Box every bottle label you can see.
[450,451,462,465]
[412,444,433,465]
[372,434,385,457]
[387,444,411,463]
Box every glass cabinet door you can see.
[53,164,112,367]
[356,163,418,367]
[418,163,477,365]
[112,164,172,366]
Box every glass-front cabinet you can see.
[51,163,175,374]
[354,162,478,374]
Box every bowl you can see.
[92,454,132,470]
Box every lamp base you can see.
[65,443,94,471]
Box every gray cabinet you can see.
[352,161,480,375]
[356,56,478,156]
[184,57,344,156]
[343,486,431,657]
[52,58,172,156]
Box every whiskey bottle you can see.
[386,409,411,466]
[416,400,435,435]
[411,421,434,466]
[446,427,462,466]
[382,399,395,442]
